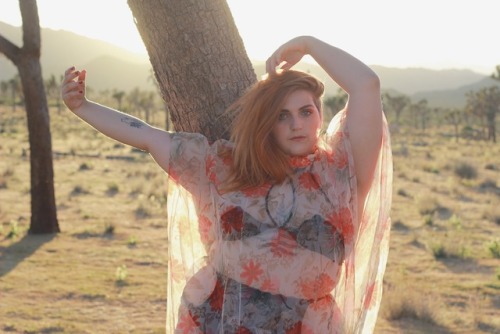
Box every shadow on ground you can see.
[0,233,56,277]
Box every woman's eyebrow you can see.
[281,104,314,112]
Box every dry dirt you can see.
[1,106,499,333]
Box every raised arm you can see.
[61,67,171,172]
[266,36,383,205]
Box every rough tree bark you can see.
[0,0,59,233]
[127,0,257,141]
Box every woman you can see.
[62,36,392,333]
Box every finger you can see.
[62,81,80,95]
[266,52,281,74]
[280,62,292,71]
[63,69,81,84]
[78,69,86,81]
[64,66,75,76]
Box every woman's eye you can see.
[300,109,313,116]
[278,113,289,121]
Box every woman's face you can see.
[271,89,322,156]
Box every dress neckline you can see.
[289,149,320,169]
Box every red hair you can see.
[221,70,324,192]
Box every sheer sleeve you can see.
[165,132,218,333]
[325,110,393,333]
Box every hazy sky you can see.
[0,0,497,74]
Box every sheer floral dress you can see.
[165,110,392,333]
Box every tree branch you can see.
[0,34,21,65]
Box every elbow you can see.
[363,71,380,92]
[349,71,380,96]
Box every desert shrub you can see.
[127,236,138,247]
[448,214,462,229]
[392,219,408,230]
[484,163,497,171]
[106,182,119,196]
[423,215,433,226]
[70,185,90,196]
[487,239,500,258]
[0,177,7,189]
[482,203,500,225]
[479,179,498,195]
[431,243,447,259]
[381,285,442,325]
[397,188,410,197]
[2,167,14,177]
[6,220,19,239]
[115,264,128,285]
[104,223,115,235]
[78,162,92,171]
[417,196,440,216]
[430,241,471,260]
[454,161,477,180]
[135,203,152,219]
[423,165,439,174]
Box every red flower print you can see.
[298,273,335,300]
[236,327,253,334]
[334,148,348,169]
[205,155,217,183]
[167,165,180,182]
[286,321,314,334]
[222,151,233,166]
[363,281,377,309]
[198,215,213,245]
[221,207,244,235]
[290,155,311,168]
[286,322,302,334]
[170,258,184,283]
[261,277,278,292]
[241,183,271,197]
[309,293,333,311]
[209,278,225,311]
[328,207,354,243]
[177,310,200,334]
[270,229,296,257]
[299,172,320,190]
[325,150,335,164]
[240,260,263,285]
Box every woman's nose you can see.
[290,115,303,130]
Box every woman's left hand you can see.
[265,36,311,74]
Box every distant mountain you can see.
[412,77,500,109]
[0,22,495,108]
[372,66,486,95]
[0,22,153,92]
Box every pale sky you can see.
[0,0,497,74]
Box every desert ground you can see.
[1,105,499,333]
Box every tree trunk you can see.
[127,0,257,141]
[0,0,59,233]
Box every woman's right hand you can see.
[61,66,87,111]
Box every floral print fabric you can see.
[165,110,392,333]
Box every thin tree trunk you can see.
[19,58,59,233]
[0,0,59,233]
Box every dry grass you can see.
[1,107,499,333]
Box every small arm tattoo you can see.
[121,117,144,129]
